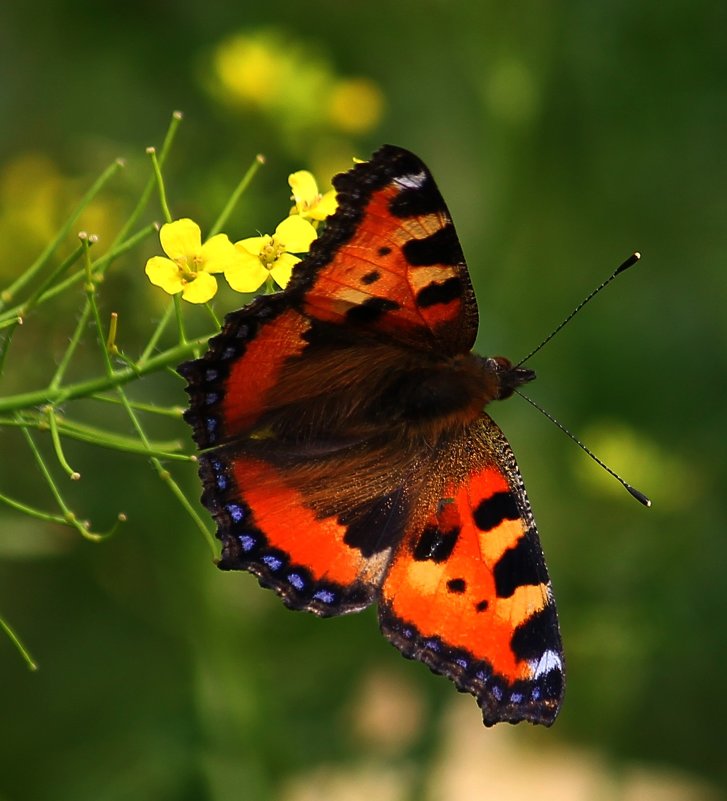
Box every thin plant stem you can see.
[0,616,38,671]
[114,386,216,554]
[0,159,124,311]
[0,320,20,376]
[18,241,86,319]
[90,393,184,418]
[46,407,80,479]
[0,223,156,327]
[209,153,265,236]
[0,489,67,525]
[17,414,117,542]
[0,411,187,457]
[50,300,93,390]
[205,302,220,329]
[139,300,175,366]
[173,294,187,345]
[148,148,173,224]
[0,335,210,413]
[111,111,182,248]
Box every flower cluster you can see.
[145,170,336,303]
[209,29,384,140]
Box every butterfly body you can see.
[181,145,565,726]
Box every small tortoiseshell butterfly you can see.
[180,146,565,726]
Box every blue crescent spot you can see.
[262,554,283,572]
[238,534,256,552]
[287,572,305,591]
[313,588,336,604]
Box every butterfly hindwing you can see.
[378,414,564,726]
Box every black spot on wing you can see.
[510,603,561,662]
[474,491,520,532]
[402,225,464,267]
[493,535,549,598]
[340,490,407,558]
[345,296,400,324]
[361,269,381,285]
[377,246,391,256]
[416,276,463,308]
[413,524,460,563]
[388,175,444,217]
[447,578,466,594]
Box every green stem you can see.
[17,415,113,542]
[148,148,173,224]
[139,300,175,365]
[83,237,115,378]
[0,335,209,413]
[115,387,216,555]
[90,393,184,418]
[0,319,20,375]
[111,111,182,248]
[0,490,67,525]
[0,159,124,312]
[50,299,93,390]
[46,407,80,479]
[18,241,86,319]
[0,413,189,459]
[173,294,187,345]
[205,302,220,330]
[0,224,156,328]
[0,615,38,671]
[209,153,265,236]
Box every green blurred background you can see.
[1,2,726,799]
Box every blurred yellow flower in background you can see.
[145,218,243,304]
[0,153,122,277]
[326,78,385,134]
[227,215,317,292]
[208,29,385,144]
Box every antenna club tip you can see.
[627,485,652,507]
[615,252,642,275]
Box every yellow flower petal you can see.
[200,233,245,273]
[288,170,319,209]
[270,253,300,288]
[308,189,338,221]
[225,249,269,293]
[159,218,202,262]
[181,272,218,304]
[145,256,184,295]
[274,215,317,253]
[236,236,266,256]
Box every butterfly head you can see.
[482,356,536,401]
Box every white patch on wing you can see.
[395,170,427,190]
[529,649,563,678]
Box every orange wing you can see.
[379,415,564,726]
[288,145,479,355]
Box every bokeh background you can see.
[1,2,726,800]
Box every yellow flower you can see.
[226,216,317,292]
[288,171,337,221]
[145,219,243,304]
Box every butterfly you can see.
[179,145,565,726]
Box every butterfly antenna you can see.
[515,389,652,507]
[515,252,641,368]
